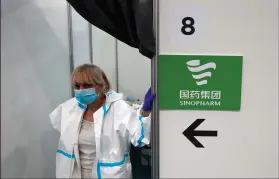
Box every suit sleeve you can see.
[127,104,151,147]
[49,105,62,132]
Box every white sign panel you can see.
[159,0,278,178]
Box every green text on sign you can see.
[159,54,243,111]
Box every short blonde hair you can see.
[71,64,111,92]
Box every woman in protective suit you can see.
[49,64,155,178]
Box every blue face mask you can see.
[74,88,99,104]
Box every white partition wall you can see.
[1,0,71,177]
[91,26,118,91]
[70,9,118,92]
[117,41,151,100]
[70,9,118,91]
[71,7,91,67]
[159,0,278,178]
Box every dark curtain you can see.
[66,0,155,59]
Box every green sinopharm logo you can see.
[186,59,216,86]
[159,54,243,111]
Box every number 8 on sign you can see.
[181,17,195,35]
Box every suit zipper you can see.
[71,111,84,177]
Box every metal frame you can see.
[67,3,74,97]
[151,0,160,178]
[88,23,93,64]
[115,39,119,92]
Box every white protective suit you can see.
[49,90,151,178]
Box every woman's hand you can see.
[141,87,156,117]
